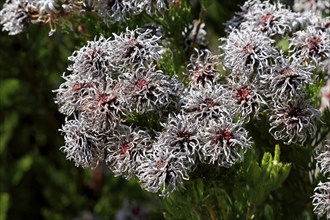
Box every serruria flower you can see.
[136,146,191,197]
[118,66,183,114]
[264,54,314,100]
[181,83,232,122]
[290,26,330,64]
[219,27,277,72]
[105,124,152,179]
[55,75,120,116]
[54,74,92,116]
[269,96,320,144]
[185,49,221,87]
[110,28,164,71]
[0,0,31,35]
[67,35,114,80]
[312,181,330,219]
[315,141,330,175]
[153,113,199,165]
[198,117,252,167]
[240,0,295,36]
[60,116,105,168]
[227,75,266,122]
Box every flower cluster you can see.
[92,0,173,26]
[312,141,330,219]
[52,0,328,199]
[219,0,327,145]
[0,0,173,35]
[0,0,84,35]
[54,28,183,182]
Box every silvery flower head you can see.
[153,113,200,166]
[54,74,92,116]
[32,0,60,16]
[293,0,330,16]
[55,75,120,119]
[239,0,295,36]
[0,0,31,35]
[219,27,277,72]
[198,117,252,167]
[92,0,131,25]
[136,145,191,197]
[118,65,184,114]
[290,26,330,64]
[110,28,164,71]
[315,141,330,175]
[312,181,330,219]
[186,49,221,87]
[265,53,314,100]
[60,116,104,168]
[227,75,266,122]
[67,35,114,80]
[269,96,320,145]
[105,124,152,179]
[181,83,232,122]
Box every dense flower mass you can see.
[42,0,330,201]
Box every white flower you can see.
[110,28,164,71]
[181,83,232,122]
[186,49,221,87]
[0,0,31,35]
[269,96,320,144]
[240,0,296,36]
[67,35,114,80]
[219,27,277,72]
[290,26,330,64]
[293,0,330,16]
[198,117,251,167]
[105,124,152,179]
[315,141,330,175]
[312,181,330,219]
[118,65,183,114]
[136,145,190,197]
[60,116,105,168]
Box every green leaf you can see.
[12,154,34,185]
[264,204,274,220]
[0,193,10,220]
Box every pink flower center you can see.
[120,142,130,155]
[134,79,148,90]
[219,129,233,143]
[156,160,166,169]
[262,14,275,23]
[236,86,251,102]
[203,98,216,108]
